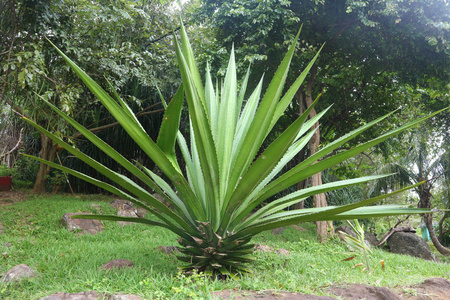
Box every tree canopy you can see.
[0,0,182,192]
[191,0,450,142]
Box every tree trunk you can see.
[293,179,307,209]
[438,212,449,241]
[308,116,328,240]
[424,213,450,255]
[294,92,307,210]
[32,133,58,194]
[418,182,450,256]
[302,65,333,242]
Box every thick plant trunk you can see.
[294,179,307,209]
[302,65,333,242]
[294,92,307,210]
[32,133,58,194]
[308,117,328,241]
[438,212,449,241]
[424,213,450,255]
[418,181,450,256]
[308,123,333,241]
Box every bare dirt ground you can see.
[213,278,450,299]
[0,190,27,206]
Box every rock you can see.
[110,199,146,226]
[329,283,401,300]
[336,225,355,237]
[254,244,274,252]
[117,208,139,226]
[212,290,336,299]
[90,203,101,213]
[152,193,171,208]
[40,291,102,300]
[254,244,290,256]
[291,225,306,231]
[378,226,417,246]
[405,278,450,300]
[151,193,165,202]
[157,246,179,254]
[335,225,379,247]
[365,232,380,247]
[135,207,147,218]
[1,264,37,284]
[108,294,142,300]
[99,259,134,270]
[272,227,285,235]
[61,213,104,235]
[110,199,133,209]
[387,232,435,260]
[275,248,290,256]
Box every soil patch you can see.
[399,278,450,299]
[212,278,450,299]
[0,190,27,206]
[327,283,401,299]
[212,289,334,299]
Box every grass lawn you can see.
[0,193,449,299]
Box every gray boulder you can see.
[329,283,401,300]
[110,200,146,226]
[157,246,179,254]
[387,232,435,260]
[90,203,101,213]
[335,225,379,247]
[1,264,37,284]
[116,207,140,226]
[271,227,285,235]
[99,259,134,270]
[61,212,104,235]
[110,199,133,210]
[364,232,380,247]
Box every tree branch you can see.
[83,101,163,130]
[146,26,182,47]
[0,49,11,56]
[70,107,165,139]
[0,127,23,160]
[325,19,358,50]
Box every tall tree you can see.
[0,0,180,192]
[369,129,450,255]
[191,0,450,241]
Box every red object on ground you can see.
[0,176,12,191]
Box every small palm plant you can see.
[22,23,443,276]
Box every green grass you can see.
[0,194,449,299]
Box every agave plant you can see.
[22,23,443,276]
